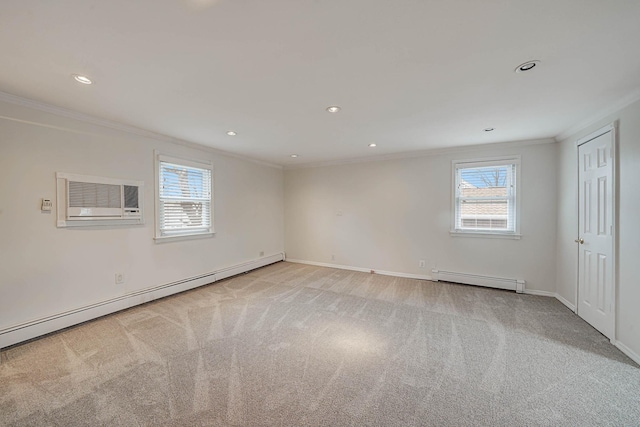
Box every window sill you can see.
[449,230,521,240]
[154,232,215,243]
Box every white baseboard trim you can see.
[613,340,640,366]
[522,289,555,297]
[285,259,433,281]
[286,261,568,300]
[554,293,577,312]
[431,269,525,293]
[0,253,284,349]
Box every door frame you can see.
[575,122,618,341]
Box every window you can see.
[451,156,520,237]
[155,153,213,240]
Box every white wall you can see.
[0,99,284,342]
[284,141,558,293]
[4,90,637,360]
[556,98,640,362]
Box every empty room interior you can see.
[2,1,640,425]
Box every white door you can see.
[577,128,615,339]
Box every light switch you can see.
[41,198,52,212]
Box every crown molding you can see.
[0,91,282,170]
[555,87,640,142]
[284,137,556,170]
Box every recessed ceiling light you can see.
[326,106,341,113]
[72,74,92,85]
[368,143,377,147]
[290,154,299,158]
[514,60,540,73]
[484,128,495,132]
[226,131,237,136]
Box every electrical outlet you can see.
[115,273,124,284]
[259,251,264,257]
[419,260,426,268]
[331,254,335,261]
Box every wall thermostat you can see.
[41,198,53,212]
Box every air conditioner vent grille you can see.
[57,173,144,227]
[68,181,121,208]
[124,185,139,209]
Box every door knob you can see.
[574,238,584,244]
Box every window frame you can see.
[154,151,214,242]
[450,155,521,239]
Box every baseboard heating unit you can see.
[431,269,525,293]
[0,253,284,349]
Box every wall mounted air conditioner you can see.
[56,173,144,227]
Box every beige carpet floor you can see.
[1,261,639,426]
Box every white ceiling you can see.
[2,0,640,166]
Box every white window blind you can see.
[453,159,518,234]
[157,156,213,238]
